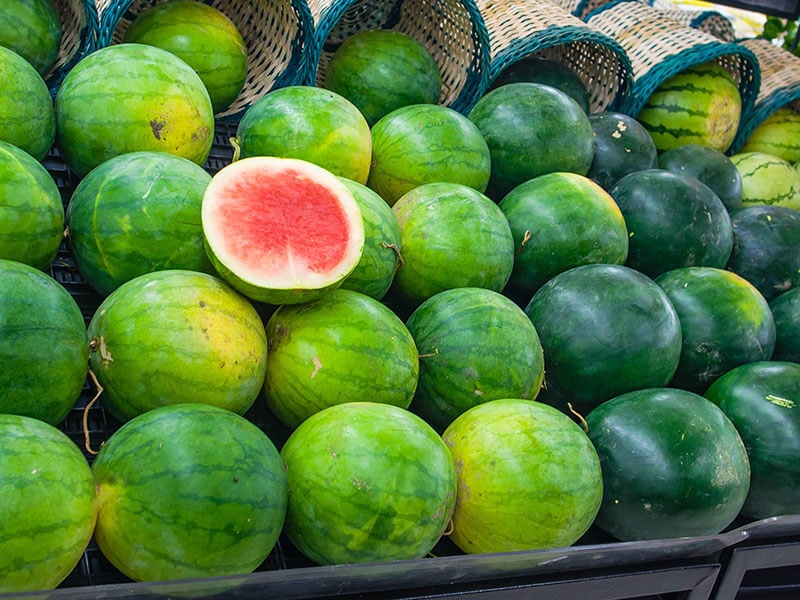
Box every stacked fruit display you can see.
[3,0,800,595]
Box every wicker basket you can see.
[731,37,800,153]
[46,0,98,95]
[95,0,314,120]
[476,0,633,113]
[306,0,490,114]
[584,0,760,122]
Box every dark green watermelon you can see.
[770,287,800,362]
[586,111,658,191]
[658,143,743,210]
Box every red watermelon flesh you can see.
[202,156,365,305]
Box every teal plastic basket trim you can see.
[618,41,761,126]
[481,23,634,112]
[730,84,800,153]
[46,0,100,97]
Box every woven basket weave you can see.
[306,0,490,115]
[584,0,760,122]
[95,0,313,120]
[731,37,800,153]
[46,0,98,95]
[477,0,633,113]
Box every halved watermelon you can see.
[201,156,365,305]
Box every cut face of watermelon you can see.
[202,156,365,305]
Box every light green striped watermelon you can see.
[406,287,545,431]
[338,177,402,300]
[66,150,214,296]
[262,288,419,429]
[0,45,56,161]
[0,0,61,76]
[92,403,287,582]
[0,139,63,270]
[55,43,214,177]
[0,414,96,593]
[730,151,800,211]
[87,269,268,422]
[202,156,365,305]
[123,0,247,114]
[280,401,456,565]
[0,259,88,425]
[741,107,800,164]
[235,85,372,184]
[636,62,741,153]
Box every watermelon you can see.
[725,204,800,301]
[262,288,418,429]
[280,401,456,565]
[0,139,63,270]
[92,403,287,582]
[122,0,248,114]
[0,259,87,425]
[234,86,372,184]
[0,45,56,161]
[337,177,402,300]
[586,111,658,191]
[498,171,629,300]
[770,287,800,362]
[655,266,776,393]
[406,287,545,431]
[442,398,603,554]
[0,0,60,76]
[524,263,682,413]
[367,103,491,205]
[609,169,733,279]
[468,82,595,200]
[322,29,442,127]
[729,151,800,211]
[0,414,96,593]
[66,150,214,296]
[489,56,591,114]
[55,43,214,177]
[86,269,268,422]
[391,182,514,305]
[636,62,741,153]
[585,387,750,541]
[658,143,743,211]
[740,107,800,164]
[202,156,365,305]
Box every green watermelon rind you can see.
[0,0,61,76]
[730,151,800,211]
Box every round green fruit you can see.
[0,259,88,425]
[0,414,96,593]
[524,263,682,413]
[391,182,514,305]
[730,151,800,212]
[658,143,743,210]
[609,168,733,279]
[586,387,750,541]
[66,150,213,296]
[499,171,628,300]
[323,29,442,127]
[770,287,800,362]
[490,56,590,114]
[586,111,658,191]
[468,82,594,200]
[262,288,419,429]
[235,86,371,184]
[442,398,603,554]
[0,45,56,161]
[87,270,268,422]
[655,266,776,393]
[706,360,800,519]
[740,107,800,164]
[367,103,491,205]
[92,403,287,582]
[0,139,63,270]
[406,287,545,431]
[280,402,456,565]
[0,0,61,75]
[123,0,247,114]
[55,43,214,177]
